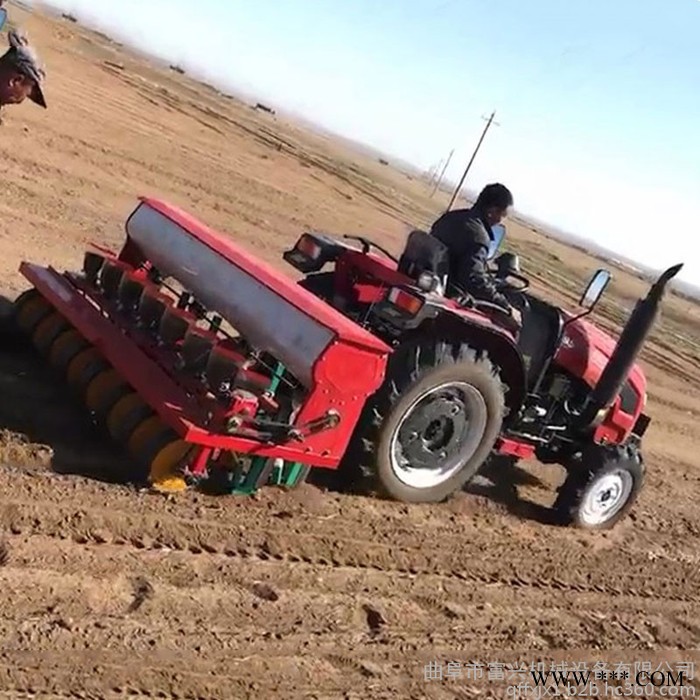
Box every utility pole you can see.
[427,159,442,185]
[445,110,499,212]
[430,148,455,197]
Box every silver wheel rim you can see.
[579,470,633,526]
[389,381,487,490]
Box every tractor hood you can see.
[554,315,647,400]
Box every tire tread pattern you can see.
[341,338,506,502]
[554,443,645,529]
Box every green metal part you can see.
[226,456,268,495]
[267,361,285,396]
[225,458,310,494]
[281,461,305,487]
[225,361,312,494]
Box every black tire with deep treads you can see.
[553,443,644,530]
[342,338,506,503]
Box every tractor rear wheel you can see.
[347,339,506,503]
[553,444,644,529]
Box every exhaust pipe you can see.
[578,262,683,429]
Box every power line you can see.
[445,110,499,212]
[430,148,454,197]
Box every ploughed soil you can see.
[0,3,698,698]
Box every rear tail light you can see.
[387,287,424,316]
[297,235,322,260]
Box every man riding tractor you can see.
[428,183,522,332]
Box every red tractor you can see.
[12,197,680,531]
[283,224,682,529]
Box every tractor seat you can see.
[397,230,450,294]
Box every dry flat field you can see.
[0,4,699,699]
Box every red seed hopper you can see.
[13,197,391,493]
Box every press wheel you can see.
[32,312,71,355]
[67,348,110,395]
[15,295,52,334]
[106,393,153,443]
[127,415,166,456]
[13,288,39,309]
[67,347,101,384]
[49,329,90,371]
[85,368,131,416]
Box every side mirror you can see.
[580,269,611,310]
[487,224,506,260]
[0,9,7,31]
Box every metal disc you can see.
[141,434,192,493]
[389,381,488,490]
[579,470,634,527]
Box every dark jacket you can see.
[429,207,511,310]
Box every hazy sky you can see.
[26,0,700,284]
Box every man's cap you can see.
[1,29,46,108]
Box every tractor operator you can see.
[0,29,46,119]
[429,183,521,329]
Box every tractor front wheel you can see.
[554,444,644,529]
[348,340,506,503]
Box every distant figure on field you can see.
[429,183,519,322]
[0,29,46,118]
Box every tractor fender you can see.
[416,312,527,419]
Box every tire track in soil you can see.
[4,534,697,653]
[1,469,699,608]
[6,535,696,618]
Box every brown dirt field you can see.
[0,4,698,698]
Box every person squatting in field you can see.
[0,28,46,121]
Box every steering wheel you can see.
[492,271,531,319]
[494,271,529,292]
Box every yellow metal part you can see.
[107,393,149,441]
[85,368,130,415]
[147,439,191,493]
[66,347,109,392]
[32,312,69,354]
[127,415,166,456]
[49,330,89,370]
[16,296,52,334]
